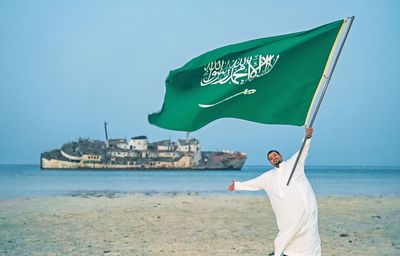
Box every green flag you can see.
[148,19,345,131]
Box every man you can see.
[229,128,320,256]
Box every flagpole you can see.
[286,16,355,186]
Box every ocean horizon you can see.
[1,164,399,199]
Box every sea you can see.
[0,165,399,199]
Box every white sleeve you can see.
[288,138,311,164]
[234,172,270,191]
[285,138,312,178]
[300,138,311,162]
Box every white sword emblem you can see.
[198,88,256,108]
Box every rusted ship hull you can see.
[40,138,246,170]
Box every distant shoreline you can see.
[1,191,400,202]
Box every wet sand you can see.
[0,194,399,255]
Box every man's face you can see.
[268,152,282,167]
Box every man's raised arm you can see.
[302,127,313,160]
[287,127,313,164]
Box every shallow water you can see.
[0,165,399,199]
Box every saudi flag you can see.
[148,19,345,132]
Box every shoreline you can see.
[1,194,399,255]
[2,190,400,201]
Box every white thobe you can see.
[235,139,321,256]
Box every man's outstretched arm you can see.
[228,172,270,192]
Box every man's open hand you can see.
[228,180,235,192]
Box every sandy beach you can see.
[0,194,399,256]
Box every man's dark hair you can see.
[267,150,281,158]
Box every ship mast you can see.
[186,132,190,152]
[103,121,110,163]
[104,121,109,147]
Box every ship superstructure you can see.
[41,136,246,170]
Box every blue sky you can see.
[0,0,399,166]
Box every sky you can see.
[0,0,399,166]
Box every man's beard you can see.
[274,160,282,168]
